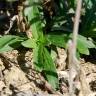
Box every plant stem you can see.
[68,0,82,96]
[73,0,82,55]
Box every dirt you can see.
[0,1,96,96]
[0,48,96,96]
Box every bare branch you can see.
[68,0,82,96]
[72,0,82,55]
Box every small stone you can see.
[0,81,5,91]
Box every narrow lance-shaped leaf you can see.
[77,39,89,55]
[77,35,95,55]
[24,0,43,40]
[47,34,69,48]
[33,44,59,89]
[0,35,25,53]
[21,38,36,48]
[33,43,44,72]
[43,47,59,90]
[69,34,95,55]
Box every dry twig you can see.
[67,0,90,96]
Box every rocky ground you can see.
[0,48,96,96]
[0,1,96,96]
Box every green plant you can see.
[0,0,96,90]
[22,0,59,90]
[45,0,96,55]
[80,0,96,38]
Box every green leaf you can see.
[77,35,95,48]
[70,34,95,55]
[0,35,25,53]
[51,49,57,62]
[21,38,36,48]
[0,35,16,48]
[77,40,89,55]
[24,0,43,40]
[70,0,75,8]
[47,34,69,48]
[33,43,44,72]
[77,35,90,55]
[84,0,93,8]
[33,44,59,89]
[0,45,13,53]
[43,48,59,90]
[81,1,96,34]
[85,39,96,48]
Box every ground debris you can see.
[0,48,95,96]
